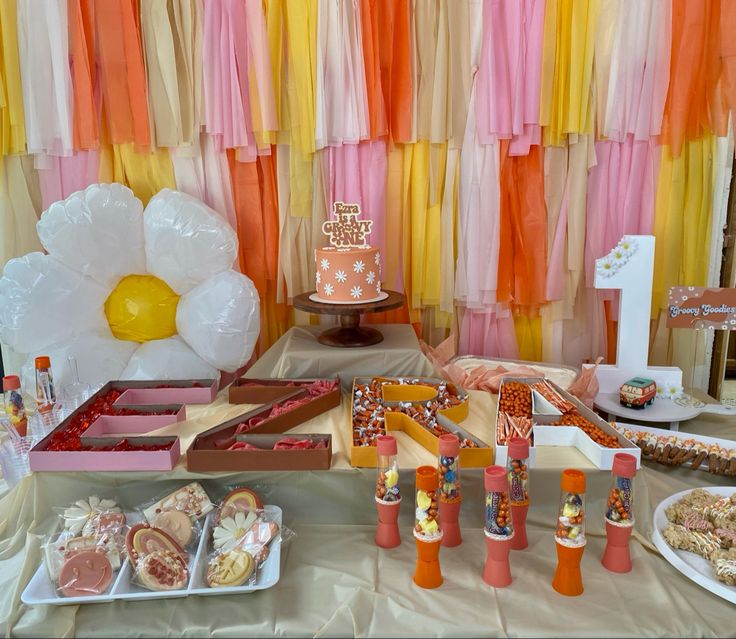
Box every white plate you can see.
[21,505,282,606]
[652,487,736,605]
[308,291,388,305]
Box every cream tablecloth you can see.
[245,325,435,387]
[1,386,735,637]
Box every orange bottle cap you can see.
[508,437,529,459]
[484,465,507,492]
[3,375,20,391]
[416,465,438,491]
[34,356,51,369]
[612,453,637,479]
[561,469,586,494]
[438,433,460,457]
[376,435,397,457]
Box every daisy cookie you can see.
[213,511,258,552]
[206,549,255,588]
[63,497,121,535]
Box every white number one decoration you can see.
[591,235,683,395]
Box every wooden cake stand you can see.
[293,290,405,347]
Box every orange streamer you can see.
[660,0,725,157]
[360,0,388,140]
[497,141,547,313]
[376,0,413,144]
[228,148,289,352]
[68,0,98,150]
[95,0,150,147]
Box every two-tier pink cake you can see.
[314,202,382,303]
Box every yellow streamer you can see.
[99,144,176,206]
[540,0,599,146]
[652,137,715,313]
[0,0,26,154]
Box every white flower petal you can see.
[143,189,238,294]
[0,253,108,353]
[120,336,220,381]
[176,271,260,372]
[37,183,146,288]
[20,331,137,395]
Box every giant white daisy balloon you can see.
[0,184,260,393]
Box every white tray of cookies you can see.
[21,505,282,606]
[652,488,735,604]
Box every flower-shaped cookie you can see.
[0,185,260,392]
[63,496,120,535]
[213,511,258,552]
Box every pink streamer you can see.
[325,140,387,258]
[38,150,100,210]
[458,309,519,359]
[584,136,656,290]
[475,0,545,154]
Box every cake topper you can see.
[322,202,372,248]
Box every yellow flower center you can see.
[104,274,180,343]
[233,527,246,538]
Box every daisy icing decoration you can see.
[213,511,259,552]
[374,252,381,266]
[350,286,363,299]
[335,270,347,283]
[316,272,321,285]
[320,258,330,271]
[353,260,365,273]
[63,496,120,535]
[366,271,376,285]
[0,185,261,392]
[323,283,334,297]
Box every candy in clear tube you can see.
[3,375,28,437]
[437,434,462,547]
[438,451,459,502]
[602,453,638,573]
[485,482,513,539]
[506,437,530,550]
[482,465,514,587]
[34,356,56,413]
[507,454,529,506]
[414,473,441,541]
[556,491,585,546]
[606,474,633,524]
[552,469,587,596]
[374,435,401,548]
[413,465,443,589]
[376,438,400,503]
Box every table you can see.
[594,392,701,431]
[245,324,435,388]
[1,387,735,637]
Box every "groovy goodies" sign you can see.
[667,287,736,330]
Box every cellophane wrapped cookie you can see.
[126,523,192,591]
[142,481,215,524]
[206,487,293,589]
[46,495,128,597]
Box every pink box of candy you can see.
[113,379,218,405]
[28,380,197,473]
[29,436,181,472]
